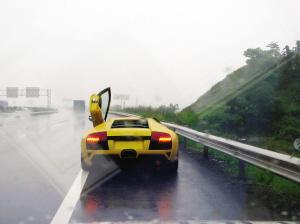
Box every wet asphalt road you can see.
[70,150,248,223]
[0,110,298,223]
[0,110,91,224]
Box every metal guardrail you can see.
[0,109,58,116]
[30,109,58,116]
[110,111,300,183]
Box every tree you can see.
[244,46,280,69]
[295,40,300,54]
[294,41,300,78]
[266,42,281,57]
[278,45,294,88]
[282,45,292,57]
[244,48,264,63]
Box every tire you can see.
[168,160,178,172]
[81,154,91,171]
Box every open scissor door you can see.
[89,87,111,126]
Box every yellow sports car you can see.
[81,87,179,171]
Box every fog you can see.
[0,0,299,108]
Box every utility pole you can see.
[47,89,51,108]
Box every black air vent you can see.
[111,119,149,129]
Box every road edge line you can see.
[50,169,88,224]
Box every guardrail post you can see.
[238,160,246,180]
[203,145,209,158]
[183,137,187,149]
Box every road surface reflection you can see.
[78,161,178,222]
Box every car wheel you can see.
[168,160,178,172]
[81,154,91,171]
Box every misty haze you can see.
[1,0,300,223]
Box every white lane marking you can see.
[51,166,120,224]
[51,169,88,224]
[81,167,120,196]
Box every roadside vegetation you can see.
[124,41,300,156]
[120,41,300,198]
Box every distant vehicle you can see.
[0,100,8,109]
[73,100,85,112]
[81,87,179,171]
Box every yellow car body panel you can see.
[81,117,179,165]
[89,94,104,127]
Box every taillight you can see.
[86,132,109,150]
[149,132,172,150]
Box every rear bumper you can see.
[90,154,177,166]
[86,149,178,162]
[81,136,179,165]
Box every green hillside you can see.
[182,41,300,155]
[123,41,300,155]
[124,41,300,155]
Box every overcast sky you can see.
[0,0,299,108]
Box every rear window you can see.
[111,119,149,128]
